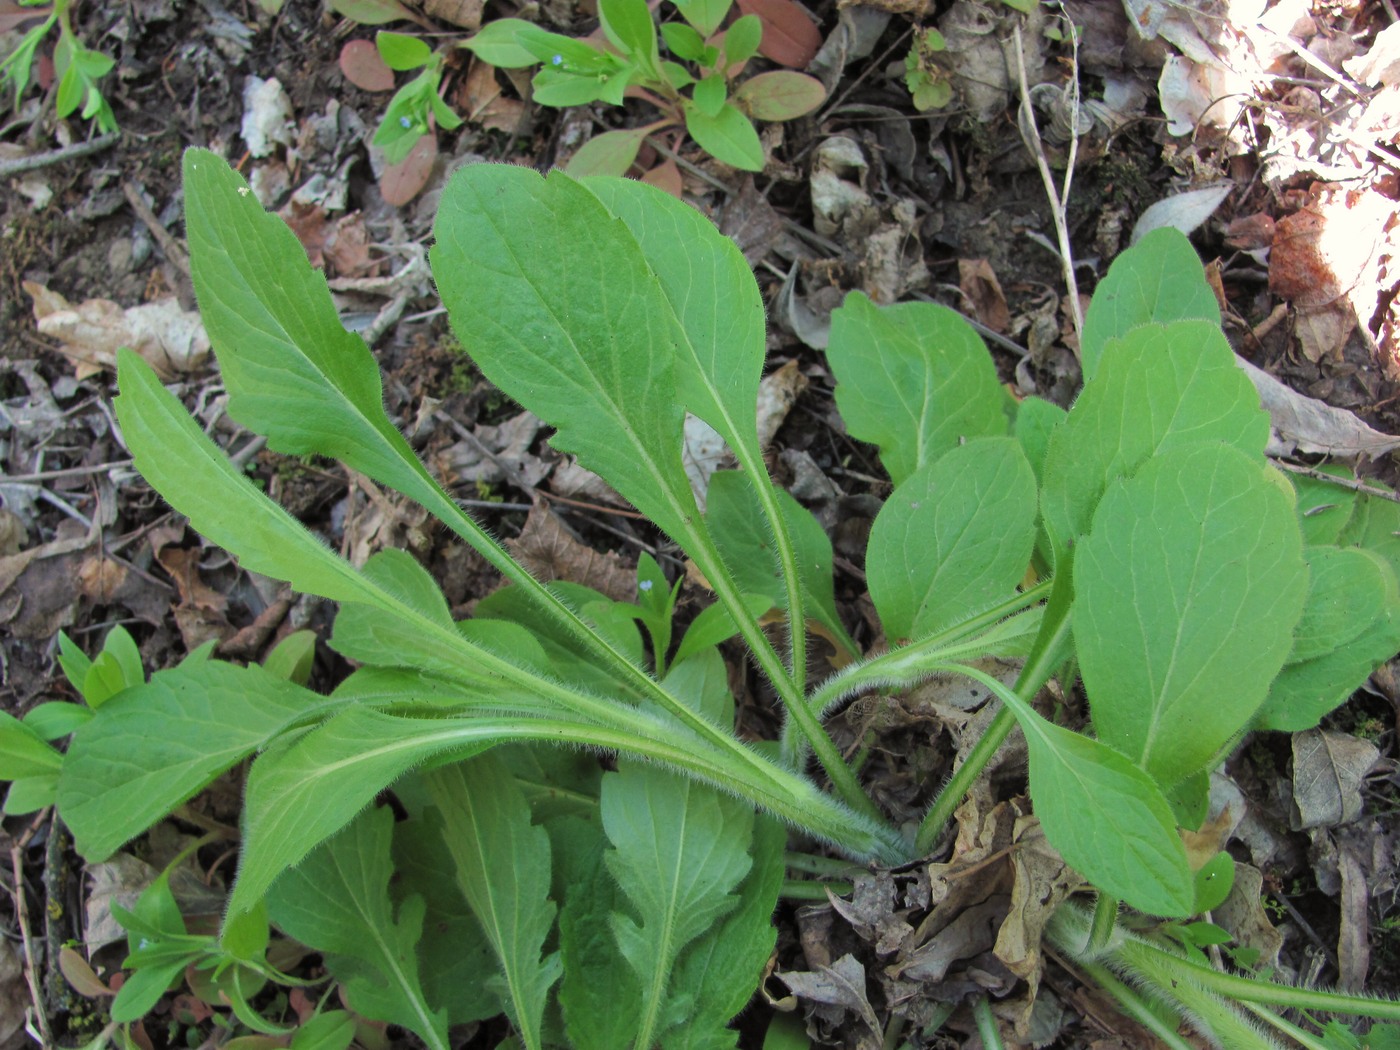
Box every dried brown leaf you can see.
[508,503,635,603]
[1289,728,1380,830]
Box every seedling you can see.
[365,31,463,164]
[458,0,825,173]
[16,151,1400,1047]
[0,0,116,132]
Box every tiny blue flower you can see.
[639,579,653,592]
[399,115,412,128]
[551,53,564,66]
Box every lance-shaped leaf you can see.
[182,149,426,490]
[265,806,449,1050]
[867,437,1037,644]
[426,755,562,1050]
[57,660,336,861]
[826,295,1011,486]
[1039,321,1270,569]
[1076,445,1307,788]
[942,664,1194,918]
[432,166,699,543]
[1079,226,1221,380]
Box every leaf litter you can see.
[3,0,1400,1044]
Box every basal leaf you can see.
[425,755,562,1050]
[391,806,502,1025]
[705,470,853,655]
[732,71,825,121]
[659,814,784,1049]
[866,437,1036,644]
[579,177,764,459]
[826,295,1010,486]
[1256,551,1400,732]
[57,660,333,861]
[182,150,425,491]
[1076,445,1307,788]
[602,658,755,1048]
[1079,226,1221,380]
[1039,321,1270,569]
[564,127,651,177]
[1289,547,1388,662]
[0,713,62,780]
[1337,484,1400,580]
[115,350,377,607]
[557,816,644,1050]
[1289,468,1358,546]
[944,664,1193,918]
[433,166,699,543]
[232,707,498,919]
[1013,395,1066,486]
[265,806,449,1050]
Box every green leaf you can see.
[289,1011,356,1050]
[1079,226,1221,380]
[693,73,727,116]
[674,593,774,666]
[425,755,562,1050]
[433,166,699,543]
[4,775,57,815]
[565,127,652,177]
[460,19,540,68]
[262,630,317,685]
[265,806,448,1050]
[56,660,330,861]
[659,814,784,1048]
[110,957,190,1022]
[1039,321,1270,569]
[1193,851,1235,914]
[943,664,1194,918]
[723,15,763,65]
[732,70,824,120]
[674,0,732,36]
[1076,445,1307,788]
[866,438,1037,644]
[683,100,764,170]
[1289,546,1389,662]
[1337,484,1400,580]
[180,150,431,491]
[1012,395,1065,486]
[376,30,432,70]
[599,0,660,68]
[705,471,852,655]
[56,631,92,698]
[557,816,644,1049]
[330,0,414,24]
[661,22,706,60]
[391,806,503,1025]
[1256,554,1400,732]
[231,706,497,919]
[0,712,62,780]
[826,295,1011,486]
[602,740,755,1048]
[1289,468,1358,545]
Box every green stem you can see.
[785,851,862,877]
[781,878,852,900]
[685,526,885,825]
[1088,893,1119,954]
[971,997,1004,1050]
[1240,1003,1333,1050]
[913,578,1072,856]
[1077,961,1198,1050]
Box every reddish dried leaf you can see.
[379,133,438,206]
[958,257,1010,334]
[736,0,821,68]
[641,158,684,197]
[339,39,396,91]
[733,70,825,120]
[59,947,113,999]
[422,0,482,28]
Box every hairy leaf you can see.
[58,660,333,861]
[265,806,448,1050]
[433,167,699,543]
[426,755,562,1050]
[1076,445,1307,788]
[1079,226,1221,379]
[1039,321,1270,569]
[826,295,1010,486]
[867,438,1036,643]
[946,665,1193,918]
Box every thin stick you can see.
[1012,21,1084,341]
[7,811,54,1048]
[121,181,191,276]
[1271,459,1400,505]
[4,460,135,483]
[0,133,119,178]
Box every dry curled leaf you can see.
[1290,728,1380,830]
[25,282,210,379]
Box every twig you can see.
[8,811,55,1048]
[4,460,134,483]
[121,181,191,277]
[1012,21,1084,341]
[1271,459,1400,505]
[0,133,119,179]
